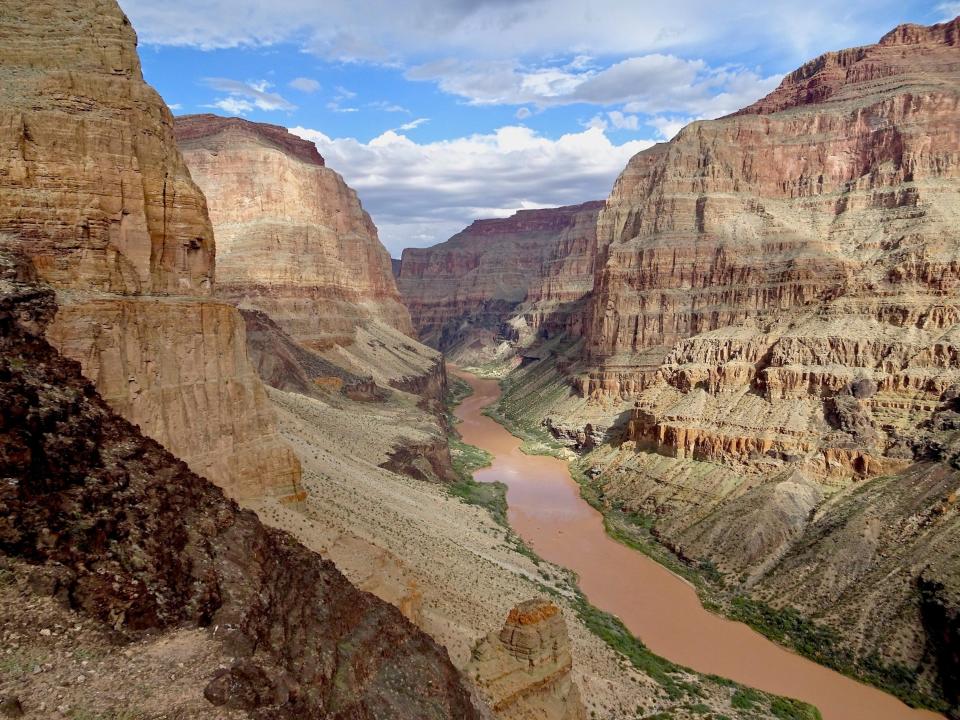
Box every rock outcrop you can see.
[467,600,586,720]
[176,114,413,349]
[0,0,301,502]
[0,256,481,720]
[397,202,603,363]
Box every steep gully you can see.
[453,370,944,720]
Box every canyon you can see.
[2,0,958,718]
[398,16,960,716]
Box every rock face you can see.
[558,18,960,710]
[0,0,301,501]
[459,18,960,712]
[397,202,603,362]
[0,258,481,720]
[583,17,960,482]
[467,600,586,720]
[176,114,413,349]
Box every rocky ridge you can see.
[0,0,301,502]
[176,114,413,349]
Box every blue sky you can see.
[121,0,957,255]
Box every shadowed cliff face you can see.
[0,250,481,720]
[396,202,603,364]
[175,114,414,350]
[0,0,302,503]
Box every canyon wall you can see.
[397,202,602,361]
[556,18,960,709]
[176,114,413,349]
[582,17,960,481]
[0,254,480,719]
[0,0,301,501]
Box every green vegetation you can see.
[446,376,507,523]
[448,365,824,720]
[571,595,686,699]
[729,596,942,713]
[0,648,47,677]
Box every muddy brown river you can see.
[453,371,942,720]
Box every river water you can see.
[453,371,941,720]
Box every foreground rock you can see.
[397,202,603,364]
[0,0,301,502]
[467,600,586,720]
[0,253,480,720]
[176,114,413,349]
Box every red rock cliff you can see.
[579,18,960,480]
[397,202,603,358]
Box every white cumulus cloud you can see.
[202,77,297,112]
[289,76,321,93]
[290,124,653,254]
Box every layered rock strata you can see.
[0,0,301,501]
[176,114,413,349]
[397,202,602,362]
[468,20,960,711]
[467,600,586,720]
[0,259,480,720]
[582,17,960,483]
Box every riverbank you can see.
[450,368,942,720]
[484,354,953,717]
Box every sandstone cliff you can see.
[0,0,301,502]
[0,255,480,720]
[467,600,586,720]
[397,202,603,363]
[586,16,960,415]
[574,16,960,484]
[176,114,413,349]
